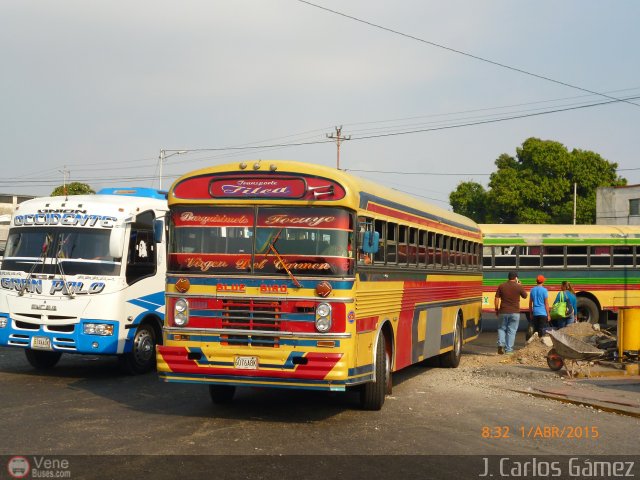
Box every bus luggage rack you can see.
[219,299,282,347]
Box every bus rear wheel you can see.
[25,349,62,369]
[440,315,463,368]
[360,332,390,410]
[577,298,600,324]
[118,324,157,375]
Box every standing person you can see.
[553,281,577,327]
[529,275,551,336]
[494,271,528,355]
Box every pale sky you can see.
[2,0,639,208]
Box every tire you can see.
[524,313,534,341]
[440,314,463,368]
[118,323,157,374]
[360,331,390,410]
[526,322,535,342]
[546,349,564,371]
[577,297,600,324]
[25,349,62,369]
[209,385,236,404]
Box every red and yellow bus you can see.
[156,161,482,410]
[481,224,640,324]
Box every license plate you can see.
[234,356,258,370]
[31,336,52,351]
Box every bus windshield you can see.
[2,227,121,276]
[169,206,354,276]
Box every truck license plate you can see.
[234,356,258,370]
[31,336,52,351]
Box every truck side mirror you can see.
[109,227,125,259]
[153,219,164,243]
[362,231,379,254]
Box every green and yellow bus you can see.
[156,160,482,410]
[481,224,640,324]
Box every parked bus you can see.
[156,160,482,410]
[0,188,168,373]
[481,224,640,325]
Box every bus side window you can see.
[494,245,517,267]
[518,245,541,267]
[613,246,634,267]
[126,210,157,285]
[566,246,588,266]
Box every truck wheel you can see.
[209,385,236,404]
[440,314,463,368]
[360,332,390,410]
[118,324,156,374]
[25,349,62,369]
[577,298,600,324]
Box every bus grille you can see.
[220,299,281,347]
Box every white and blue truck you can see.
[0,188,167,373]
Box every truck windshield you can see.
[2,228,121,276]
[169,206,354,276]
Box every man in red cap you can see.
[529,274,551,337]
[494,271,527,355]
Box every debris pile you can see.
[506,322,612,368]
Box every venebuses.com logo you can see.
[6,456,71,478]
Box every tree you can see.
[449,138,626,224]
[449,181,488,222]
[51,182,95,196]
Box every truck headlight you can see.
[174,298,189,327]
[315,302,332,333]
[84,323,114,336]
[0,317,8,328]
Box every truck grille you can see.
[219,299,282,347]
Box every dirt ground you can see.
[462,321,610,370]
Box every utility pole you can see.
[159,149,188,189]
[59,165,70,196]
[573,182,577,225]
[326,126,350,170]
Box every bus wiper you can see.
[54,235,75,298]
[264,229,302,288]
[19,235,51,296]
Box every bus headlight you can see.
[174,298,189,327]
[84,323,114,336]
[315,302,332,333]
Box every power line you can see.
[296,0,640,109]
[347,169,489,176]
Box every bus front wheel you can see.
[209,385,236,404]
[118,324,157,375]
[360,332,391,410]
[25,349,62,369]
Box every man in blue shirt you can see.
[529,275,551,336]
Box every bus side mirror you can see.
[109,228,125,259]
[362,231,379,254]
[153,219,164,243]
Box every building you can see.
[596,184,640,225]
[0,193,37,256]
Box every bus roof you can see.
[480,224,640,236]
[169,160,480,237]
[480,223,640,245]
[12,190,167,225]
[96,187,167,199]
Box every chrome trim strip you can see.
[163,326,351,339]
[165,293,355,302]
